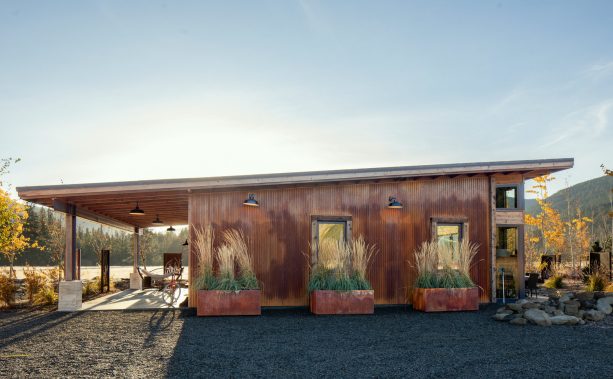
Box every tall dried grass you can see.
[0,270,17,307]
[222,229,258,289]
[192,225,216,290]
[412,240,478,289]
[23,265,48,303]
[308,236,377,292]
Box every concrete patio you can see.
[80,288,188,311]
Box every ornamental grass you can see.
[308,236,377,292]
[413,239,479,289]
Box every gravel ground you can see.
[1,305,611,378]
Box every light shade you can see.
[243,193,259,207]
[152,215,164,225]
[167,225,176,232]
[387,196,403,209]
[129,202,145,215]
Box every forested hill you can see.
[526,175,613,222]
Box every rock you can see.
[596,297,613,315]
[516,299,530,305]
[542,305,556,314]
[564,299,580,307]
[497,306,508,313]
[580,300,595,309]
[524,309,552,326]
[579,319,586,325]
[575,292,594,302]
[550,315,580,325]
[559,293,574,303]
[507,303,524,313]
[509,317,527,325]
[553,309,564,316]
[584,310,606,321]
[493,311,513,321]
[523,302,540,309]
[577,310,585,320]
[563,304,580,316]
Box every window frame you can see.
[310,215,352,265]
[495,183,524,211]
[431,217,469,243]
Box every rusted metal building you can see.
[17,158,573,310]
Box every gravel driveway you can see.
[1,305,611,378]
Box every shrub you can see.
[23,265,48,303]
[585,268,608,292]
[544,275,564,289]
[606,282,613,292]
[82,280,100,297]
[34,285,58,305]
[0,271,17,307]
[413,239,478,289]
[307,236,377,292]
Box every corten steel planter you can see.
[197,290,261,316]
[310,290,374,315]
[412,287,479,312]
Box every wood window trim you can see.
[495,183,525,210]
[430,217,469,241]
[310,215,353,265]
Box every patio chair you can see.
[525,273,539,298]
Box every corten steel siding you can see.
[188,176,491,307]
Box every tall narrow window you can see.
[496,226,518,257]
[496,186,518,209]
[311,216,351,264]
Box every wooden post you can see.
[64,204,77,281]
[489,176,497,302]
[133,226,140,273]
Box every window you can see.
[496,186,518,209]
[436,223,462,246]
[311,216,351,264]
[496,227,518,257]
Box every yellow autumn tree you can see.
[0,189,37,277]
[565,207,592,271]
[524,175,565,258]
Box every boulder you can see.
[524,309,552,326]
[575,292,594,302]
[580,300,595,309]
[550,315,580,325]
[596,297,613,315]
[584,310,606,322]
[542,305,556,314]
[563,304,580,317]
[516,299,530,305]
[522,302,540,309]
[559,293,574,303]
[577,310,585,320]
[493,311,514,321]
[507,303,524,313]
[553,309,564,316]
[509,317,527,326]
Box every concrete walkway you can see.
[80,288,188,310]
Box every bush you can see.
[544,275,564,289]
[82,280,100,297]
[585,268,608,292]
[0,271,17,307]
[34,285,58,305]
[23,265,48,303]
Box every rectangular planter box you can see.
[310,290,374,315]
[197,290,261,316]
[412,287,479,312]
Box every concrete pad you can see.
[80,288,188,311]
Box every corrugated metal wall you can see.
[189,175,491,307]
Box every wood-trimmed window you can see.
[496,185,519,209]
[431,217,469,244]
[310,215,352,264]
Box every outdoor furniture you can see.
[525,273,539,298]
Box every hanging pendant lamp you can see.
[129,202,145,215]
[182,239,189,246]
[167,225,176,232]
[152,214,164,225]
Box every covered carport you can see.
[16,180,190,311]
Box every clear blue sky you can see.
[1,1,612,196]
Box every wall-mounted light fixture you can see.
[243,193,259,207]
[129,202,145,215]
[387,196,403,209]
[152,214,164,225]
[167,225,176,232]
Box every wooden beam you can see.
[53,199,134,232]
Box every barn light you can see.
[182,239,189,246]
[243,193,259,207]
[167,225,176,232]
[387,196,403,209]
[152,215,164,225]
[129,202,145,215]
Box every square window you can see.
[496,186,518,209]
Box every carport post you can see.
[129,226,142,289]
[58,204,82,311]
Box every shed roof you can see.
[17,158,573,230]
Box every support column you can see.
[58,204,82,311]
[129,226,142,289]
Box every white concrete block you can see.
[58,280,82,311]
[130,272,142,290]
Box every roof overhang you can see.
[16,158,573,229]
